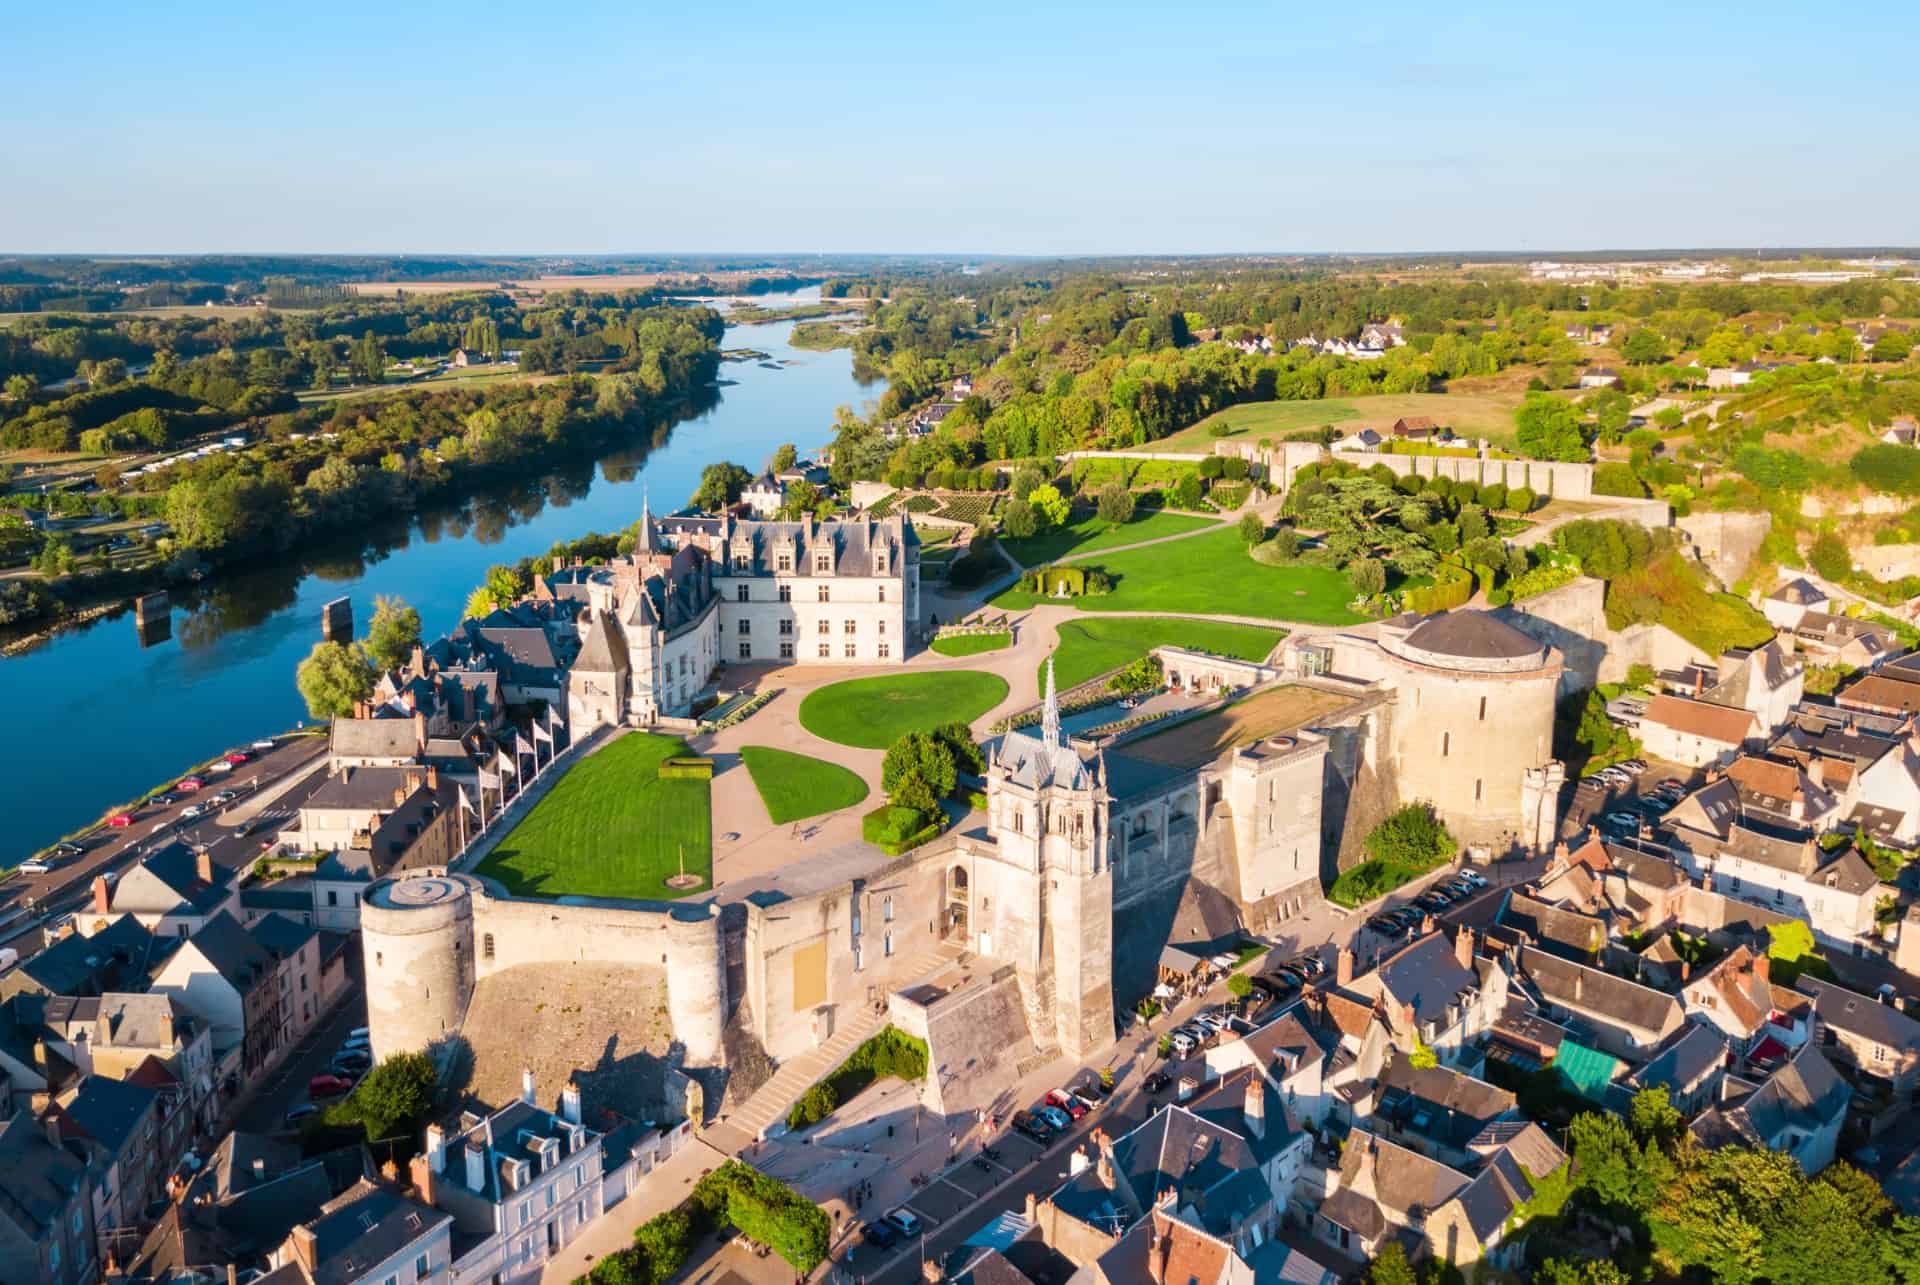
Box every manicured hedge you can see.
[658,756,714,780]
[862,803,940,854]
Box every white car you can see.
[1455,870,1488,889]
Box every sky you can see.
[3,0,1914,256]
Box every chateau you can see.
[542,503,920,724]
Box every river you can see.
[0,288,874,862]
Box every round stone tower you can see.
[1380,610,1562,849]
[663,904,726,1064]
[361,873,479,1063]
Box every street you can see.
[234,978,368,1135]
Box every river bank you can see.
[2,290,878,861]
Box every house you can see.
[1797,975,1920,1100]
[149,912,319,1086]
[1688,1042,1848,1174]
[1354,1054,1519,1169]
[1799,613,1903,670]
[1389,417,1443,441]
[1623,1022,1728,1115]
[742,472,785,518]
[0,1108,97,1285]
[91,843,240,939]
[1315,1131,1464,1263]
[1512,945,1685,1061]
[1359,323,1406,351]
[1763,578,1829,630]
[49,1073,162,1240]
[1331,427,1384,453]
[1564,324,1590,343]
[1337,930,1508,1066]
[407,1074,605,1283]
[1680,945,1783,1056]
[1690,641,1805,736]
[267,1179,453,1285]
[1203,1004,1333,1128]
[1491,890,1607,965]
[0,914,168,1001]
[38,992,217,1136]
[1637,695,1758,768]
[1577,367,1622,389]
[1881,416,1919,447]
[1838,670,1920,719]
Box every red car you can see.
[309,1074,354,1098]
[176,777,204,793]
[224,752,249,766]
[107,813,135,828]
[1046,1089,1088,1120]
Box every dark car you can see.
[283,1103,319,1126]
[1012,1109,1054,1142]
[1290,955,1325,978]
[861,1221,899,1250]
[1251,972,1298,1000]
[1143,1072,1171,1094]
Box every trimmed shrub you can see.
[658,756,715,780]
[862,803,939,855]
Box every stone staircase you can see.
[706,939,967,1154]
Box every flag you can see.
[547,705,566,734]
[478,768,501,790]
[532,721,552,745]
[459,785,477,815]
[496,748,518,777]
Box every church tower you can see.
[983,660,1116,1059]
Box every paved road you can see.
[235,977,368,1135]
[3,732,328,923]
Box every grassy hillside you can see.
[1155,392,1523,453]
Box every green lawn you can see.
[1001,508,1218,565]
[799,671,1009,748]
[930,631,1012,657]
[1152,392,1522,453]
[1045,618,1285,691]
[739,745,869,824]
[991,527,1366,625]
[474,732,710,900]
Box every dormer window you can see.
[777,553,792,572]
[816,554,832,573]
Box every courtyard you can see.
[473,731,713,899]
[1044,616,1284,691]
[797,669,1009,749]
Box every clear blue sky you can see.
[4,0,1912,256]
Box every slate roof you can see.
[1643,694,1756,745]
[57,1074,158,1157]
[119,843,236,918]
[1496,891,1606,962]
[251,912,317,962]
[328,718,420,760]
[1798,975,1920,1055]
[574,609,630,674]
[1365,932,1479,1030]
[1402,611,1544,661]
[1628,1022,1728,1095]
[0,1109,90,1242]
[1336,1130,1469,1224]
[182,912,275,992]
[303,1180,448,1285]
[1371,1057,1516,1150]
[1517,945,1682,1037]
[9,914,161,997]
[1693,1042,1848,1150]
[305,766,426,813]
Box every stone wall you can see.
[1855,543,1920,581]
[902,968,1037,1118]
[1241,441,1598,501]
[1677,510,1772,586]
[1498,576,1707,690]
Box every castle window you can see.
[878,620,886,635]
[878,643,890,658]
[845,642,857,658]
[779,619,793,635]
[818,586,830,603]
[884,931,894,957]
[844,618,856,634]
[878,585,886,602]
[737,584,750,603]
[780,641,794,658]
[818,619,830,635]
[777,553,792,572]
[1441,731,1450,757]
[778,584,792,603]
[816,555,832,573]
[484,934,495,959]
[883,895,894,922]
[737,619,751,634]
[739,642,752,660]
[818,643,831,658]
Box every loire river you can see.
[0,290,873,862]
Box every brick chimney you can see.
[1753,952,1770,986]
[92,875,111,915]
[1336,947,1354,986]
[1809,757,1827,789]
[393,786,409,807]
[409,1152,435,1206]
[1243,1074,1266,1140]
[195,848,214,885]
[1147,1227,1168,1285]
[1420,913,1436,937]
[1454,926,1474,972]
[414,710,428,757]
[289,1225,318,1271]
[404,688,417,713]
[411,643,426,677]
[426,765,439,792]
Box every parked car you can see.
[1070,1083,1105,1110]
[1012,1109,1054,1141]
[861,1222,899,1250]
[1168,1030,1197,1057]
[1036,1105,1073,1133]
[252,739,277,751]
[212,790,238,804]
[1619,759,1647,773]
[340,1032,371,1053]
[1046,1089,1088,1120]
[1251,972,1298,999]
[180,804,206,821]
[17,860,52,875]
[208,761,234,775]
[283,1103,319,1126]
[1143,1072,1171,1094]
[1291,955,1325,977]
[52,842,83,857]
[308,1074,354,1098]
[176,778,204,793]
[224,751,250,766]
[884,1209,923,1238]
[107,813,135,828]
[1456,870,1488,889]
[150,794,176,806]
[330,1051,372,1075]
[1657,778,1685,794]
[1603,810,1643,830]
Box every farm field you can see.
[739,745,869,824]
[1045,617,1285,692]
[1000,508,1218,565]
[991,526,1366,625]
[474,732,710,900]
[798,670,1008,748]
[1153,392,1523,453]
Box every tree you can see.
[1851,444,1920,495]
[2,373,36,403]
[1173,472,1204,509]
[1097,483,1135,525]
[1536,1261,1630,1285]
[882,732,957,812]
[1568,1110,1665,1217]
[1350,556,1386,595]
[1514,393,1591,462]
[1871,331,1914,363]
[1028,484,1070,528]
[296,640,377,719]
[1628,1086,1685,1149]
[464,564,528,619]
[1620,328,1669,365]
[351,330,385,384]
[341,1051,435,1142]
[1507,486,1537,513]
[1010,466,1045,501]
[1364,802,1454,866]
[1226,973,1252,999]
[363,595,422,672]
[930,721,985,775]
[1366,1242,1418,1285]
[692,461,752,512]
[1003,497,1038,540]
[1238,511,1266,546]
[1808,531,1852,582]
[771,442,798,473]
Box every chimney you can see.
[465,1142,485,1192]
[1420,913,1436,937]
[1243,1075,1266,1140]
[521,1067,536,1106]
[1148,1226,1170,1285]
[411,643,426,676]
[404,688,417,713]
[560,1079,581,1126]
[1096,1146,1115,1189]
[1693,669,1704,697]
[92,876,111,915]
[1551,839,1569,870]
[1573,970,1585,1003]
[426,765,439,792]
[1454,926,1473,972]
[380,1158,401,1184]
[414,710,428,756]
[1809,758,1827,789]
[426,1123,447,1173]
[409,1152,436,1206]
[393,786,409,808]
[195,848,214,885]
[43,1114,62,1148]
[1753,953,1770,986]
[252,1156,266,1183]
[289,1225,318,1271]
[1789,790,1804,820]
[1336,947,1354,986]
[1023,1190,1039,1222]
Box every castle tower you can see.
[360,874,479,1063]
[983,665,1116,1060]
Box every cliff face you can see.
[1677,510,1773,587]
